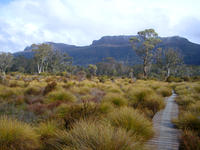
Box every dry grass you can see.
[64,119,144,150]
[102,93,128,107]
[0,116,39,150]
[127,87,165,114]
[46,89,76,103]
[173,82,200,150]
[156,87,172,97]
[106,107,154,141]
[36,121,68,150]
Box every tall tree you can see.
[48,51,72,73]
[156,48,183,78]
[130,29,161,78]
[0,52,13,74]
[33,44,53,74]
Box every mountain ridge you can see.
[15,35,200,66]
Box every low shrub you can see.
[43,81,57,95]
[0,116,39,150]
[106,107,154,141]
[179,130,200,150]
[28,103,47,115]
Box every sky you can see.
[0,0,200,52]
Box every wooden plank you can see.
[146,91,180,150]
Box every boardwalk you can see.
[147,91,180,150]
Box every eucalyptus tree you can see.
[130,29,161,78]
[156,47,183,78]
[33,44,53,74]
[0,52,13,74]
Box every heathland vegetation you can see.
[0,29,200,150]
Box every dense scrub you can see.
[0,74,172,150]
[173,82,200,150]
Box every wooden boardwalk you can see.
[146,91,180,150]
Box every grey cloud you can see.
[0,0,199,52]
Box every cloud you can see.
[0,0,200,52]
[172,17,200,43]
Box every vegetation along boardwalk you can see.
[147,91,180,150]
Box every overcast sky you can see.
[0,0,200,52]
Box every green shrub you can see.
[46,90,76,103]
[106,107,154,141]
[64,120,143,150]
[0,116,39,150]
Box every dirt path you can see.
[147,91,180,150]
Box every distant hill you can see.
[14,35,200,66]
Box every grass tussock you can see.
[127,87,165,114]
[0,85,23,100]
[36,121,68,150]
[0,116,39,150]
[173,82,200,150]
[64,120,143,150]
[0,75,177,150]
[106,107,154,141]
[55,102,105,128]
[173,112,200,132]
[25,86,41,95]
[102,93,128,107]
[46,89,76,103]
[156,87,172,97]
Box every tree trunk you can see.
[37,64,42,74]
[167,68,171,78]
[143,65,148,78]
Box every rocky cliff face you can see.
[15,35,200,66]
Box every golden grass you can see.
[127,87,165,114]
[46,89,76,103]
[36,121,68,150]
[106,107,154,141]
[0,116,39,150]
[64,119,143,150]
[102,93,128,107]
